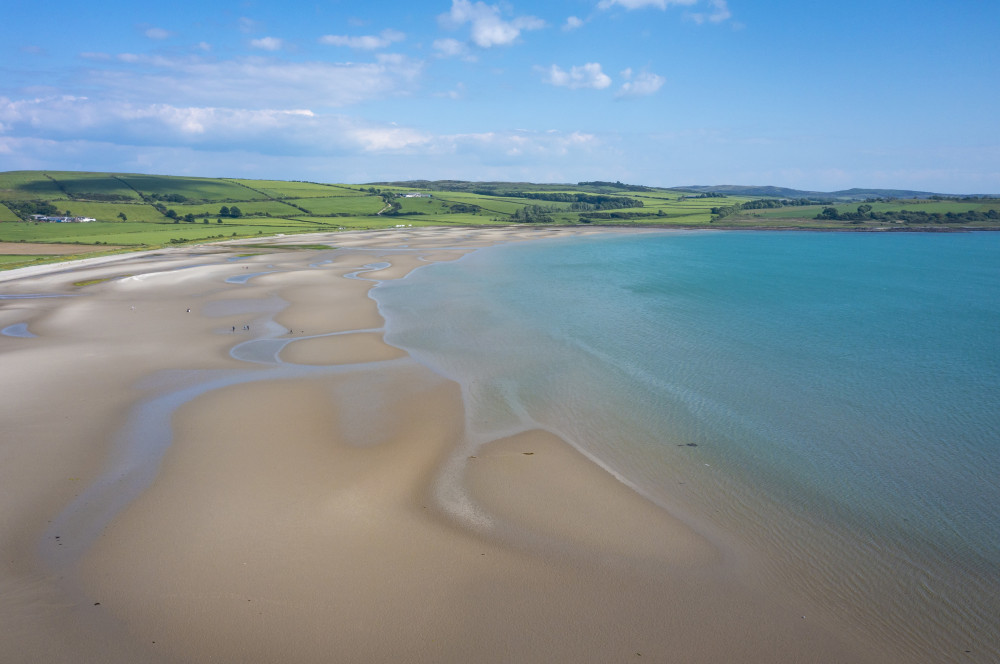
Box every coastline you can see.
[1,227,889,663]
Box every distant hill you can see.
[677,185,968,201]
[368,179,653,194]
[380,181,989,201]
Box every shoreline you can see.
[1,227,890,662]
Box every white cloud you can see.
[540,63,612,90]
[438,130,600,165]
[75,54,423,110]
[250,37,283,51]
[598,0,697,9]
[319,29,405,50]
[0,96,418,154]
[0,96,606,166]
[238,17,259,34]
[439,0,545,48]
[563,16,585,31]
[617,69,665,97]
[144,27,172,40]
[350,125,431,151]
[432,38,471,59]
[435,82,467,99]
[599,0,731,23]
[688,0,731,24]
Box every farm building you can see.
[30,215,96,223]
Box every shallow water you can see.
[375,230,1000,663]
[1,322,36,337]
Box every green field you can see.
[116,174,269,202]
[233,180,371,198]
[43,172,144,200]
[0,202,20,222]
[0,171,66,200]
[285,195,384,216]
[1,171,997,267]
[166,200,307,218]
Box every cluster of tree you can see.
[478,191,644,211]
[709,204,745,220]
[4,199,61,220]
[817,205,1000,224]
[784,198,837,206]
[218,206,243,218]
[710,198,835,221]
[446,203,481,214]
[578,211,666,222]
[69,192,135,202]
[147,193,189,203]
[683,192,728,199]
[568,199,645,212]
[576,181,652,192]
[377,193,403,215]
[509,205,554,223]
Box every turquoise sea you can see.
[376,231,1000,663]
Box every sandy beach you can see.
[0,227,891,663]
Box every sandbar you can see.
[0,227,891,663]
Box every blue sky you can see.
[2,0,998,192]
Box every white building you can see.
[30,215,95,223]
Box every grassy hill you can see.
[2,171,998,270]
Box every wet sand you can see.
[0,227,887,663]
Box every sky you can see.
[1,0,998,192]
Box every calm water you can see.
[375,231,1000,662]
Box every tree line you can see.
[4,200,61,220]
[711,198,843,221]
[816,205,1000,224]
[576,181,653,192]
[474,190,645,211]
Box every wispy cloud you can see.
[688,0,731,23]
[432,38,475,60]
[319,29,405,50]
[617,69,665,97]
[71,54,423,110]
[439,0,545,48]
[598,0,698,9]
[0,96,603,165]
[238,17,259,34]
[563,16,585,31]
[250,37,283,51]
[143,27,172,40]
[599,0,732,23]
[540,63,612,90]
[0,96,404,154]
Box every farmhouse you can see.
[402,193,431,198]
